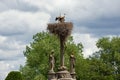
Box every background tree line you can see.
[5,32,120,80]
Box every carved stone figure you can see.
[49,51,55,72]
[70,53,75,73]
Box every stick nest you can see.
[47,22,73,41]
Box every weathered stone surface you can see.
[48,72,56,80]
[58,78,75,80]
[70,73,76,79]
[56,70,72,79]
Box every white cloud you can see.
[0,35,6,43]
[73,33,99,58]
[0,35,25,50]
[0,10,50,36]
[0,61,10,80]
[0,0,39,12]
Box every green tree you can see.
[34,74,46,80]
[20,32,83,80]
[89,37,120,80]
[5,71,23,80]
[86,58,114,80]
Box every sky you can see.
[0,0,120,79]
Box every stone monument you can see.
[47,15,76,80]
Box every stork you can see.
[55,14,65,23]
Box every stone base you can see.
[48,72,56,80]
[48,70,76,80]
[70,72,76,79]
[58,78,75,80]
[56,70,72,79]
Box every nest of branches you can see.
[47,22,73,41]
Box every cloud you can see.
[0,0,39,12]
[74,17,120,37]
[73,33,98,58]
[0,10,50,36]
[0,10,51,45]
[0,61,11,80]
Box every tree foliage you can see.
[89,37,120,80]
[5,71,23,80]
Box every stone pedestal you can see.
[58,78,74,80]
[48,71,56,80]
[48,70,76,80]
[70,72,76,79]
[56,70,73,80]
